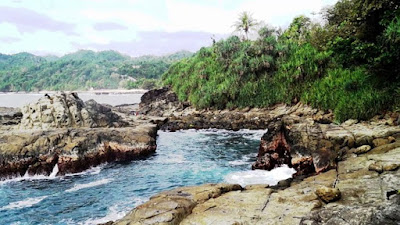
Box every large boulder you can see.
[0,124,157,180]
[0,92,159,180]
[20,93,124,129]
[139,87,189,117]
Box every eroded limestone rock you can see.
[20,93,124,129]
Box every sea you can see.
[0,92,295,225]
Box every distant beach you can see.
[0,89,146,108]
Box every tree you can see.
[233,11,258,40]
[282,15,311,44]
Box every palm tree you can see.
[233,11,258,40]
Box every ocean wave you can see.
[224,165,296,187]
[0,196,48,210]
[155,154,186,164]
[64,165,103,177]
[81,197,146,225]
[228,152,258,166]
[65,178,113,193]
[0,164,104,185]
[0,164,59,185]
[235,129,267,141]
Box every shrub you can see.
[302,67,390,122]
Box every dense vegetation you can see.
[163,0,400,122]
[0,50,192,91]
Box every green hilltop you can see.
[0,50,192,92]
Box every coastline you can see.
[0,89,148,95]
[1,88,399,225]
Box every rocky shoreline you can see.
[113,88,400,225]
[0,88,399,224]
[0,93,158,180]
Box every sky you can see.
[0,0,339,57]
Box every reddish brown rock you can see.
[252,121,291,170]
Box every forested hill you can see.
[0,50,192,92]
[163,0,400,122]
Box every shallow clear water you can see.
[0,129,294,225]
[0,93,143,108]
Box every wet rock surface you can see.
[110,88,400,225]
[2,88,400,224]
[252,109,400,176]
[114,142,400,225]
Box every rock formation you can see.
[20,92,124,129]
[139,87,189,117]
[252,110,400,176]
[110,88,400,225]
[0,107,22,125]
[113,138,400,225]
[0,93,158,180]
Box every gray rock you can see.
[19,93,124,129]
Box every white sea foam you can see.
[64,165,103,177]
[0,164,104,185]
[49,164,59,178]
[236,129,267,140]
[228,160,249,166]
[82,207,127,225]
[66,178,113,193]
[0,164,59,185]
[81,197,147,225]
[228,152,258,166]
[157,154,185,164]
[0,196,48,210]
[225,165,296,187]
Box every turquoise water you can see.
[0,129,289,225]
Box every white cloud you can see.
[0,0,339,56]
[165,0,235,33]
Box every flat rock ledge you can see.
[112,143,400,225]
[252,112,400,175]
[107,88,400,225]
[0,93,158,180]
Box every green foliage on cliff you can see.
[163,0,400,122]
[0,50,192,92]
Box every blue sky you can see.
[0,0,338,57]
